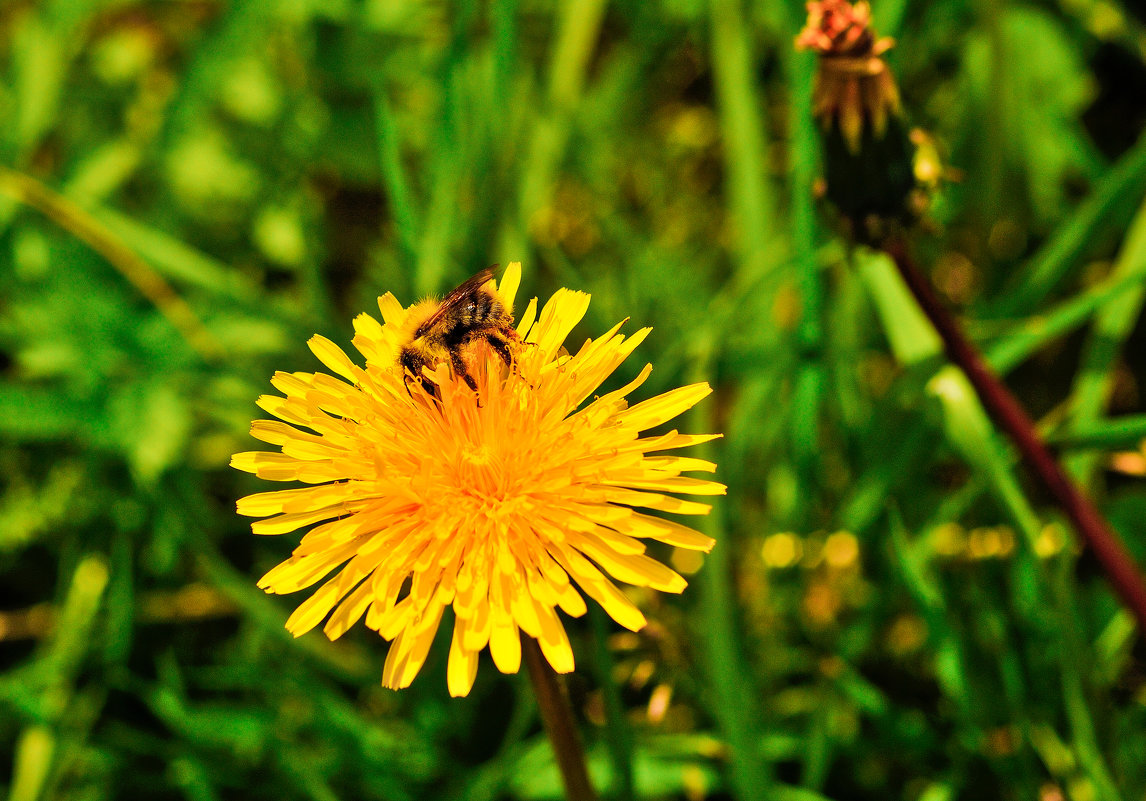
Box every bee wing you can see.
[417,267,498,333]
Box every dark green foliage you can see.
[1,2,1145,800]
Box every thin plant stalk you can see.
[689,341,772,801]
[883,235,1146,631]
[522,635,600,801]
[588,605,635,801]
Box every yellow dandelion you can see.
[231,263,722,697]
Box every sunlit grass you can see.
[1,2,1145,800]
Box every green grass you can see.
[2,2,1146,800]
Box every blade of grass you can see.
[497,0,608,263]
[8,555,109,801]
[838,423,931,533]
[855,249,942,364]
[928,367,1043,547]
[884,236,1146,629]
[690,340,771,801]
[1053,558,1126,801]
[928,368,1125,801]
[863,239,1140,798]
[156,0,269,148]
[1062,198,1146,485]
[414,5,480,296]
[0,166,224,361]
[373,89,423,265]
[588,605,635,801]
[788,45,825,493]
[710,0,777,277]
[92,205,260,304]
[1046,414,1146,450]
[984,259,1146,375]
[993,133,1146,317]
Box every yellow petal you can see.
[575,363,653,422]
[258,538,361,593]
[284,578,347,637]
[534,602,574,673]
[309,335,360,383]
[489,613,521,674]
[323,579,374,640]
[642,456,718,473]
[462,597,493,651]
[516,297,538,337]
[230,452,346,484]
[510,580,543,638]
[597,487,713,516]
[376,596,416,640]
[529,289,590,360]
[581,525,646,556]
[250,504,349,536]
[601,476,727,496]
[577,577,646,632]
[229,451,272,475]
[610,513,716,552]
[555,583,587,617]
[270,371,315,399]
[626,431,723,454]
[292,516,365,556]
[448,623,480,697]
[377,293,404,325]
[385,602,446,689]
[499,261,522,309]
[616,383,713,430]
[236,484,348,517]
[254,395,311,427]
[352,311,384,340]
[569,531,686,592]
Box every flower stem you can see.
[522,635,599,801]
[883,235,1146,631]
[588,606,635,801]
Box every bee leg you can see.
[450,349,480,395]
[485,330,515,367]
[482,328,538,390]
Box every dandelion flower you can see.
[796,0,922,237]
[232,263,722,697]
[796,0,901,153]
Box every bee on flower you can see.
[231,263,723,697]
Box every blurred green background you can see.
[3,1,1146,800]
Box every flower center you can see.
[461,443,495,467]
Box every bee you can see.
[396,267,520,397]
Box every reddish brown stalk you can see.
[883,235,1146,630]
[522,635,600,801]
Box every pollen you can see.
[461,443,496,467]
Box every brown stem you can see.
[883,235,1146,630]
[522,635,600,801]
